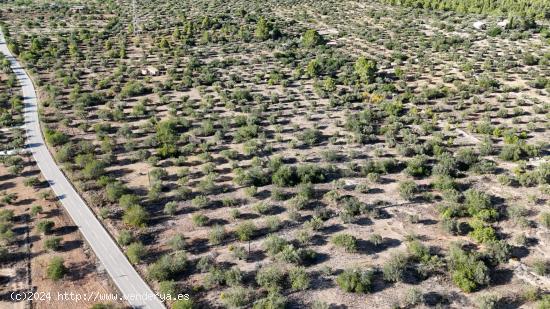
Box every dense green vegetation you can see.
[383,0,550,20]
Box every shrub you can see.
[119,194,140,209]
[464,189,497,221]
[484,240,511,265]
[220,286,254,308]
[331,233,358,252]
[355,57,377,83]
[302,29,323,47]
[532,259,549,276]
[433,153,457,176]
[404,287,424,307]
[224,267,243,287]
[44,237,62,251]
[236,221,256,242]
[299,128,322,146]
[540,212,550,229]
[123,205,149,227]
[469,219,497,244]
[311,301,330,309]
[127,242,147,264]
[288,267,310,291]
[82,160,105,180]
[30,205,43,217]
[37,220,55,234]
[148,251,188,281]
[230,245,248,261]
[336,269,374,293]
[46,257,67,281]
[164,201,178,216]
[274,245,316,265]
[253,293,286,309]
[407,240,430,262]
[475,294,499,309]
[208,225,226,246]
[256,266,285,292]
[253,202,272,214]
[296,164,326,183]
[406,155,430,177]
[537,296,550,309]
[191,213,208,227]
[499,144,523,161]
[105,181,126,202]
[448,245,489,292]
[191,195,209,208]
[272,165,296,187]
[383,252,408,282]
[398,180,418,201]
[369,234,383,246]
[116,230,133,246]
[120,80,147,98]
[265,216,281,232]
[172,299,194,309]
[44,128,68,146]
[256,293,287,309]
[263,235,288,256]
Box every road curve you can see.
[0,31,165,309]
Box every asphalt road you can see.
[0,31,165,309]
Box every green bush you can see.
[191,213,208,227]
[82,160,105,180]
[220,286,254,308]
[46,256,67,281]
[336,268,374,293]
[44,237,62,251]
[158,280,178,298]
[272,165,297,187]
[256,266,285,292]
[123,205,149,227]
[355,57,378,83]
[537,295,550,309]
[299,128,322,146]
[105,181,126,202]
[398,180,418,201]
[433,153,457,176]
[172,299,194,309]
[127,242,147,264]
[288,267,310,291]
[331,233,358,252]
[208,225,226,246]
[263,235,288,256]
[406,155,430,177]
[448,245,489,292]
[484,240,511,265]
[383,252,408,282]
[302,29,323,47]
[119,194,140,209]
[499,144,523,161]
[532,259,549,276]
[236,221,256,242]
[163,201,178,216]
[37,220,55,234]
[168,234,186,251]
[540,212,550,229]
[464,189,497,221]
[148,251,188,281]
[253,293,286,309]
[44,128,68,146]
[468,219,497,244]
[475,294,499,309]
